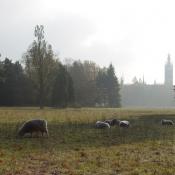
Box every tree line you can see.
[0,25,121,108]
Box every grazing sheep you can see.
[18,119,49,137]
[104,119,112,126]
[95,121,110,129]
[161,119,174,125]
[104,119,118,126]
[117,120,130,128]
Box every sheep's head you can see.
[115,119,121,125]
[17,128,25,137]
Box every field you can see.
[0,108,174,175]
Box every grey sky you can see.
[0,0,175,84]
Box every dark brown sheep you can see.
[104,119,118,126]
[18,119,49,137]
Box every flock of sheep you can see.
[95,119,130,128]
[17,118,174,138]
[95,118,174,129]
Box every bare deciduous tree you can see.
[23,25,56,109]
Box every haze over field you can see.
[0,0,175,84]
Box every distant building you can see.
[164,54,173,86]
[121,55,174,107]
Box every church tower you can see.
[164,54,173,86]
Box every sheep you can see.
[95,121,110,129]
[104,119,118,126]
[161,119,174,125]
[18,119,49,137]
[117,120,130,128]
[104,119,113,126]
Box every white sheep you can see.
[95,121,110,129]
[18,119,49,137]
[161,119,174,125]
[119,120,130,128]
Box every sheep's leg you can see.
[45,130,49,137]
[41,131,47,137]
[37,131,40,137]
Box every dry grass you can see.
[0,107,174,174]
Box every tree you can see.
[0,58,35,106]
[52,64,74,107]
[106,64,121,107]
[96,64,121,107]
[23,25,56,109]
[67,60,99,106]
[96,68,108,106]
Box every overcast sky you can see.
[1,0,175,84]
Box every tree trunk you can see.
[39,85,44,109]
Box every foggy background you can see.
[1,0,175,84]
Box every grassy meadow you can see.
[0,107,174,175]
